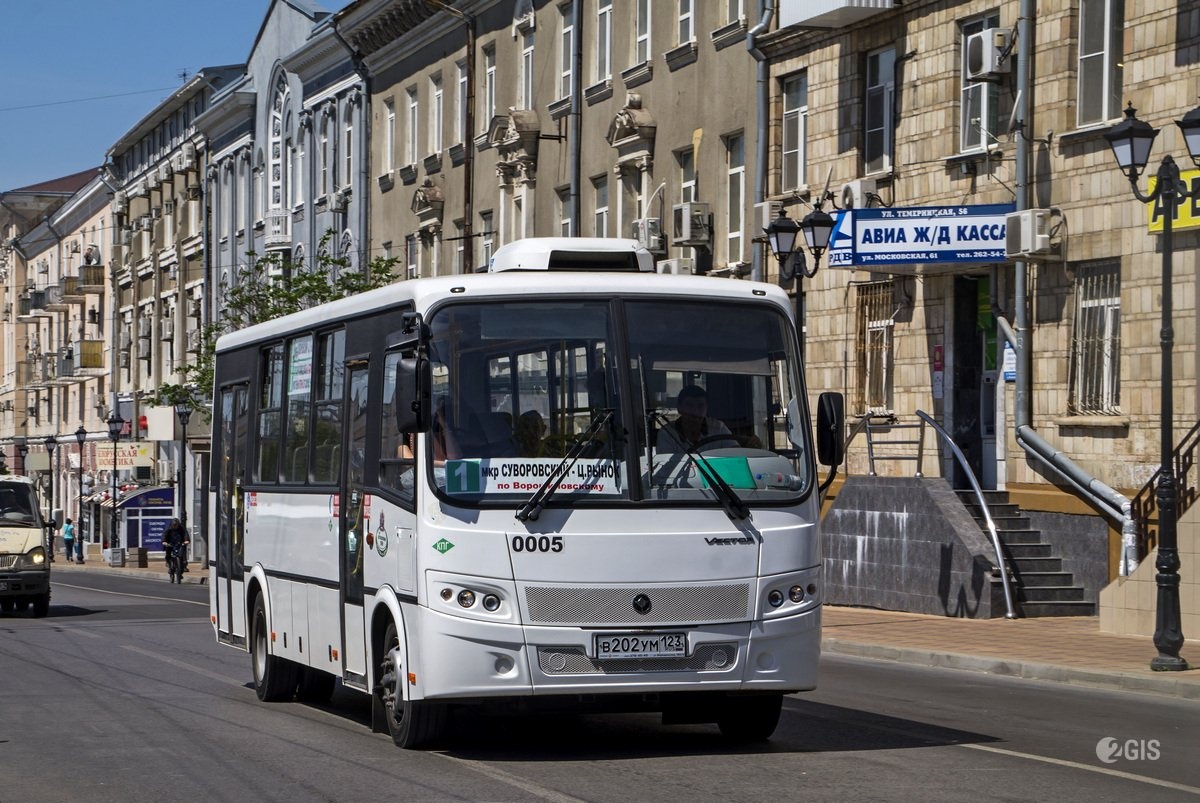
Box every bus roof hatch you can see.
[488,237,654,273]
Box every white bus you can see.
[209,237,844,748]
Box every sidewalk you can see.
[49,554,1200,701]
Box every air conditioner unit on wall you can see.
[966,28,1011,82]
[119,350,131,369]
[656,258,694,275]
[631,218,665,254]
[137,338,152,360]
[672,202,711,246]
[841,178,878,209]
[161,318,174,340]
[755,201,783,236]
[1005,209,1059,259]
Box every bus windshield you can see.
[425,297,811,506]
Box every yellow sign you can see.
[93,442,154,469]
[1147,169,1200,233]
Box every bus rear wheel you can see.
[717,693,783,742]
[377,621,445,749]
[251,595,298,702]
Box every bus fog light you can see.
[482,594,501,611]
[789,585,805,603]
[457,590,476,607]
[767,589,784,607]
[440,588,453,601]
[807,583,818,596]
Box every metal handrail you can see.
[915,409,1017,619]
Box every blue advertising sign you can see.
[827,204,1016,268]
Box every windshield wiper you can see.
[651,411,751,521]
[515,408,615,522]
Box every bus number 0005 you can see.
[511,535,564,553]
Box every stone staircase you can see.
[956,490,1096,617]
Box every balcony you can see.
[16,360,44,389]
[79,264,106,293]
[46,354,77,385]
[62,275,85,301]
[45,285,71,312]
[16,291,51,322]
[76,339,107,374]
[779,0,895,28]
[264,208,291,248]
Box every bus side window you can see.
[379,352,415,505]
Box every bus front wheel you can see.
[377,621,445,749]
[717,693,783,742]
[251,595,298,702]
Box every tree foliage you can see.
[144,235,399,415]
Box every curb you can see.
[50,563,206,585]
[822,639,1200,701]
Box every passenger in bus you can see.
[656,385,738,451]
[515,410,548,457]
[432,402,461,462]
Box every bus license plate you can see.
[595,632,686,660]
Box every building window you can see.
[854,281,894,415]
[596,1,612,83]
[1069,261,1121,414]
[430,73,444,154]
[726,0,744,23]
[725,132,744,265]
[270,75,288,210]
[343,113,353,189]
[456,61,468,143]
[677,0,693,45]
[318,119,330,197]
[635,0,651,64]
[960,14,1003,153]
[677,147,696,203]
[384,99,395,174]
[454,220,465,273]
[782,73,807,192]
[406,87,419,165]
[483,46,496,131]
[865,47,895,174]
[593,175,609,236]
[481,211,495,265]
[1078,0,1124,127]
[512,195,524,241]
[560,4,574,99]
[405,234,418,279]
[521,31,535,109]
[558,187,572,236]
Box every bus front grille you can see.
[537,643,738,674]
[523,583,751,625]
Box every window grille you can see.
[854,281,894,415]
[1069,261,1121,414]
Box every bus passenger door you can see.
[340,363,369,682]
[215,384,249,646]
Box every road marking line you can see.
[122,644,244,688]
[53,581,208,606]
[960,743,1200,795]
[433,753,590,803]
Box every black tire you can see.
[0,599,13,614]
[296,666,336,703]
[31,593,49,618]
[251,595,298,702]
[376,621,445,749]
[717,694,783,742]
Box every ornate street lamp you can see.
[75,426,86,562]
[174,400,192,531]
[107,411,124,555]
[1105,101,1200,671]
[800,207,836,262]
[45,435,57,556]
[766,206,836,358]
[16,440,28,475]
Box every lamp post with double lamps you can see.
[16,440,28,475]
[174,400,192,539]
[44,435,57,558]
[765,205,835,356]
[75,426,86,560]
[1104,101,1200,672]
[107,412,124,555]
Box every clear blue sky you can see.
[0,0,348,192]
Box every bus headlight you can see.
[457,590,476,608]
[789,585,805,603]
[17,546,47,570]
[767,589,785,607]
[482,594,501,611]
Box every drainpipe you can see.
[998,0,1136,574]
[570,0,582,232]
[747,0,776,283]
[332,23,371,270]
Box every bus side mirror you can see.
[396,356,431,433]
[815,392,845,467]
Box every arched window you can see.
[270,74,289,211]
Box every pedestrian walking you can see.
[61,518,75,563]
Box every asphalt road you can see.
[2,573,1198,802]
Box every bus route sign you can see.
[445,458,621,495]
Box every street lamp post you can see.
[765,205,836,357]
[75,426,86,562]
[16,441,28,475]
[45,435,57,558]
[1104,101,1200,672]
[107,412,124,556]
[174,401,192,531]
[0,447,7,474]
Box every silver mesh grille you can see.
[524,583,750,625]
[538,644,738,674]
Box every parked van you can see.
[0,476,49,617]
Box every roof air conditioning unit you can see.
[841,177,878,209]
[631,218,665,254]
[672,202,711,246]
[656,258,694,275]
[966,28,1011,82]
[137,338,152,360]
[1005,209,1058,259]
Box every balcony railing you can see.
[78,339,105,370]
[79,265,106,292]
[264,208,291,248]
